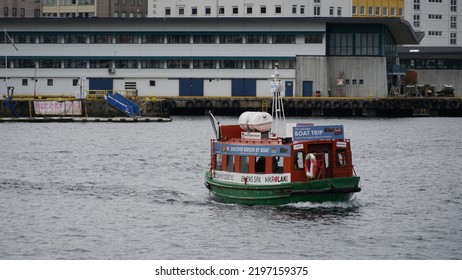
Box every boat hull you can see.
[204,171,360,205]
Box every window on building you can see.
[428,14,442,20]
[305,34,323,43]
[383,7,388,16]
[167,35,190,44]
[260,5,266,14]
[165,7,171,15]
[275,5,282,14]
[314,6,320,16]
[375,7,380,16]
[300,5,305,14]
[360,6,365,15]
[219,34,242,44]
[414,0,420,11]
[399,8,403,16]
[391,7,396,16]
[193,34,215,44]
[450,32,457,45]
[220,60,243,69]
[178,6,184,15]
[368,7,373,15]
[272,34,295,44]
[167,60,190,69]
[329,7,334,16]
[149,80,156,86]
[47,79,53,86]
[450,16,457,28]
[191,7,197,15]
[193,60,215,69]
[292,5,297,14]
[4,7,8,17]
[232,6,238,14]
[246,34,268,44]
[22,79,28,86]
[219,6,224,15]
[205,6,211,15]
[414,14,420,28]
[352,6,357,15]
[337,7,342,16]
[451,0,457,12]
[246,5,253,14]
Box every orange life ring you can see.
[304,153,318,179]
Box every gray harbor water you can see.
[0,116,461,259]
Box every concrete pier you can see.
[1,96,461,118]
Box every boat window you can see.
[240,156,249,173]
[272,157,284,173]
[215,153,222,170]
[294,151,304,169]
[323,149,329,169]
[226,155,235,172]
[255,156,265,173]
[335,149,348,167]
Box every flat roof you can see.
[0,17,422,45]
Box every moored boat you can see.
[205,66,360,205]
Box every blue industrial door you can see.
[179,79,204,96]
[285,81,294,97]
[89,78,113,93]
[302,81,313,97]
[232,79,256,96]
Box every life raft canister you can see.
[304,153,318,179]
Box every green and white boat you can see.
[205,66,360,205]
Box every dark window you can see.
[22,79,28,86]
[255,156,266,173]
[150,80,156,86]
[47,79,53,86]
[226,155,235,172]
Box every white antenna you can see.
[270,63,285,137]
[3,29,19,98]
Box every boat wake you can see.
[283,195,362,209]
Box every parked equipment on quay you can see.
[204,66,361,205]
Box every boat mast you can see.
[270,63,285,138]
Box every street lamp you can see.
[3,29,19,99]
[33,60,38,99]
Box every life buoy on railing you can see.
[304,153,318,180]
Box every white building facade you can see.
[148,0,352,18]
[404,0,460,46]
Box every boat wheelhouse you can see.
[204,67,361,205]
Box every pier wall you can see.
[327,57,388,98]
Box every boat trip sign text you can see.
[293,125,344,141]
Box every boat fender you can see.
[304,153,318,180]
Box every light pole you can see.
[3,29,19,99]
[33,60,38,99]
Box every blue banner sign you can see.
[293,125,344,141]
[214,143,291,157]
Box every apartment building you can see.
[352,0,405,17]
[1,0,41,18]
[148,0,352,18]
